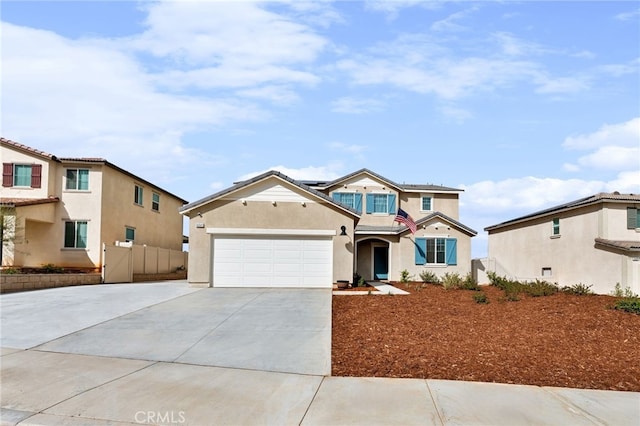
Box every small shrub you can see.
[41,263,64,273]
[400,269,413,285]
[353,272,362,288]
[358,276,366,287]
[419,270,440,284]
[473,292,488,304]
[561,283,593,296]
[441,272,463,290]
[613,297,640,315]
[2,267,19,274]
[611,283,625,297]
[611,286,640,315]
[527,279,559,297]
[461,273,480,291]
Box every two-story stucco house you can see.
[485,192,640,295]
[180,169,476,288]
[1,138,187,271]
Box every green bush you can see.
[41,263,64,273]
[473,292,489,304]
[441,272,463,290]
[2,267,19,274]
[561,283,593,296]
[419,270,440,284]
[461,273,480,291]
[611,285,640,315]
[527,279,559,297]
[613,298,640,315]
[400,269,413,284]
[487,271,524,299]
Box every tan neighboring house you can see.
[484,192,640,295]
[1,138,187,271]
[180,169,476,288]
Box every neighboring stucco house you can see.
[180,169,476,288]
[485,192,640,295]
[1,138,187,270]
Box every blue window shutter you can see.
[388,194,396,214]
[355,193,363,214]
[366,193,374,214]
[415,238,426,265]
[445,238,457,265]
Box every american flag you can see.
[394,208,417,234]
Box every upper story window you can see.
[152,192,160,212]
[421,195,433,211]
[552,218,560,236]
[627,207,640,229]
[2,163,42,188]
[66,169,89,190]
[332,192,362,213]
[134,184,144,206]
[64,220,87,249]
[365,193,396,215]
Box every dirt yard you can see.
[332,283,640,391]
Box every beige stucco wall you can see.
[400,192,459,220]
[185,180,356,286]
[0,145,54,199]
[487,204,639,294]
[99,165,184,251]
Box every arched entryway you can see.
[355,238,391,281]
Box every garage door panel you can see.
[213,235,332,288]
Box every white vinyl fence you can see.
[102,242,187,283]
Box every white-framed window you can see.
[64,221,87,248]
[134,184,144,206]
[365,193,396,215]
[65,168,89,190]
[125,226,135,242]
[421,195,433,211]
[152,192,160,212]
[552,218,560,236]
[627,207,640,229]
[13,164,32,187]
[415,237,457,265]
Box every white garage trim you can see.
[211,232,334,288]
[207,228,336,236]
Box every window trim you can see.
[134,184,144,206]
[152,192,160,212]
[420,194,433,212]
[13,164,32,187]
[125,226,135,242]
[64,220,88,249]
[415,237,457,266]
[65,168,90,191]
[366,192,396,215]
[551,218,560,237]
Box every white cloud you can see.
[615,8,640,21]
[237,164,344,182]
[330,97,384,114]
[562,163,580,172]
[439,105,473,122]
[577,145,640,170]
[236,85,300,105]
[563,117,640,149]
[364,0,441,19]
[431,7,478,32]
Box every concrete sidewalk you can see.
[1,282,639,425]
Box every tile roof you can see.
[310,168,462,192]
[485,192,640,231]
[1,138,58,160]
[1,138,187,204]
[0,197,60,207]
[179,170,361,217]
[595,238,640,252]
[355,211,477,236]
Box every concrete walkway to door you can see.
[2,281,638,425]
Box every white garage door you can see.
[213,236,333,288]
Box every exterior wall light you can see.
[340,225,347,236]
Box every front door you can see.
[373,246,388,280]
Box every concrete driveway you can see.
[2,281,639,426]
[1,282,331,376]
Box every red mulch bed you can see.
[332,283,640,391]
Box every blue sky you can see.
[2,0,639,257]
